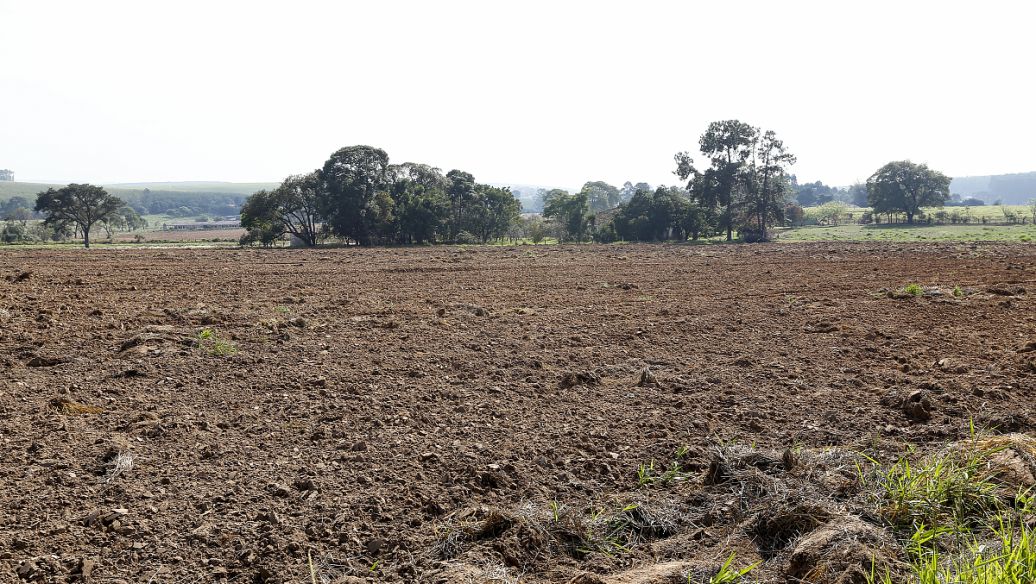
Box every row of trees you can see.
[544,122,959,242]
[240,146,521,247]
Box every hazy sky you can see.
[2,1,1033,188]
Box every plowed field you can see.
[2,243,1034,583]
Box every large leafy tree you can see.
[100,204,147,239]
[468,184,520,243]
[742,130,796,237]
[240,172,324,247]
[319,145,391,245]
[612,187,691,241]
[445,169,477,241]
[388,163,448,244]
[579,181,621,211]
[677,120,757,241]
[866,161,951,224]
[34,184,124,248]
[543,190,592,242]
[676,120,795,241]
[239,189,285,246]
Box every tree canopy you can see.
[866,161,951,224]
[542,190,592,242]
[34,184,124,248]
[674,119,795,241]
[239,146,521,247]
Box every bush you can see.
[454,230,479,245]
[739,226,771,243]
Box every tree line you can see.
[20,123,967,248]
[240,146,520,246]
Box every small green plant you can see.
[197,327,237,357]
[699,552,759,583]
[953,285,964,298]
[637,460,656,486]
[549,499,563,523]
[867,517,1036,583]
[903,283,923,296]
[874,447,1002,532]
[637,458,691,487]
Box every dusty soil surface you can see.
[1,243,1034,583]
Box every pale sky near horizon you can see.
[2,1,1033,189]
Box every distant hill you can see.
[106,181,278,194]
[0,181,277,218]
[0,180,275,201]
[950,172,1036,204]
[491,183,579,213]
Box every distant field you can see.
[106,181,278,194]
[0,180,275,201]
[779,223,1036,243]
[804,204,1033,222]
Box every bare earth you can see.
[1,243,1034,583]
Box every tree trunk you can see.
[83,226,90,248]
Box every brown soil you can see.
[1,242,1034,582]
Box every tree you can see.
[445,170,477,241]
[1029,199,1036,225]
[239,189,286,246]
[100,205,146,239]
[468,184,520,243]
[240,172,323,247]
[34,184,124,248]
[866,161,951,224]
[676,120,794,242]
[319,146,391,245]
[543,191,592,242]
[677,120,757,241]
[742,130,796,238]
[817,201,849,226]
[388,163,448,244]
[579,181,621,211]
[785,203,805,227]
[849,183,868,207]
[611,186,693,242]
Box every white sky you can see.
[2,0,1033,188]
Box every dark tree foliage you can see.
[240,172,323,246]
[742,130,796,238]
[579,181,622,211]
[542,190,592,242]
[319,146,392,246]
[612,187,685,241]
[674,120,795,242]
[239,189,286,247]
[34,184,124,248]
[239,146,520,247]
[467,184,521,244]
[388,163,448,244]
[866,161,951,224]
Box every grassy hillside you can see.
[0,181,63,199]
